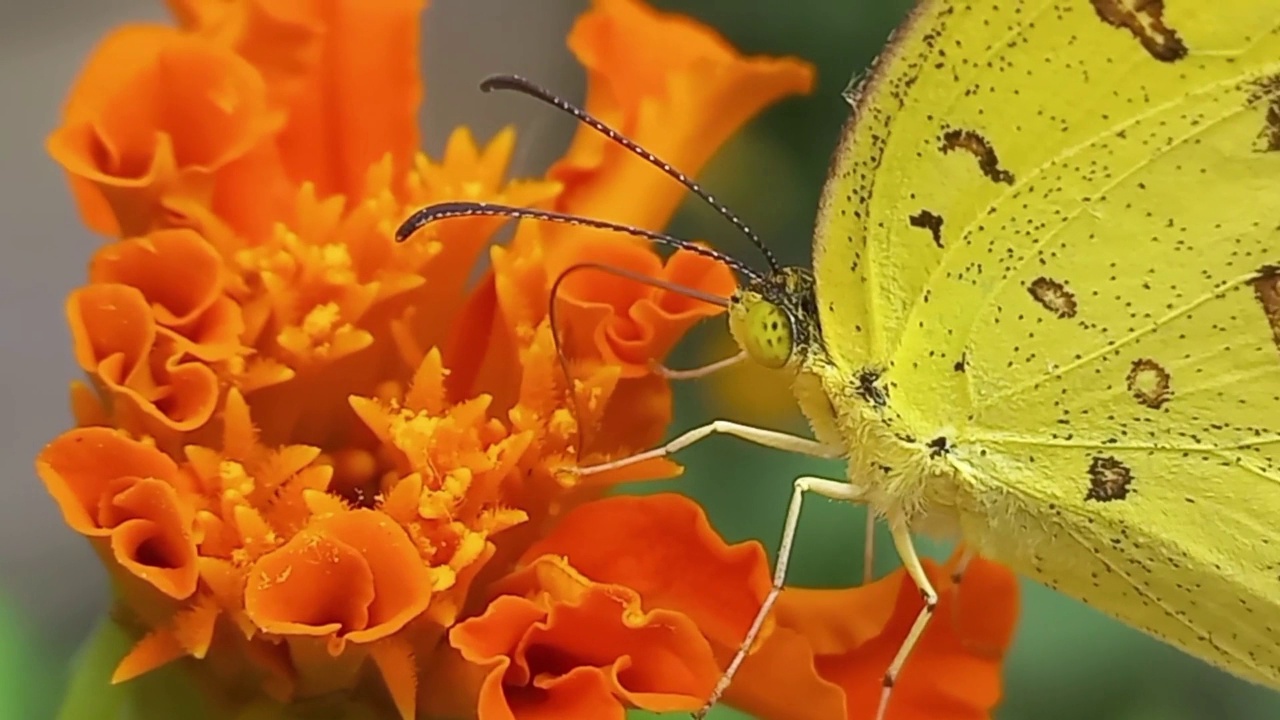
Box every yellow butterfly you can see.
[400,0,1280,716]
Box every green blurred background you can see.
[0,1,1275,719]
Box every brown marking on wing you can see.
[908,210,944,248]
[1126,358,1172,409]
[1090,0,1187,62]
[940,129,1014,185]
[1027,277,1078,319]
[1247,75,1280,152]
[1251,265,1280,354]
[1086,455,1134,502]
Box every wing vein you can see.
[1062,525,1257,673]
[974,434,1280,452]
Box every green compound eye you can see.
[742,301,793,369]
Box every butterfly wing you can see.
[814,0,1280,684]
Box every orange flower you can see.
[41,0,1018,718]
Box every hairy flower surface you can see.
[41,1,1018,718]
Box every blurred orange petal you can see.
[274,0,425,200]
[166,0,325,109]
[728,554,1019,720]
[551,0,814,228]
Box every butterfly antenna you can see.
[396,201,763,281]
[480,74,781,274]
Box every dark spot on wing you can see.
[909,210,945,248]
[857,368,889,408]
[927,436,950,457]
[940,128,1015,185]
[1247,75,1280,152]
[1126,358,1172,409]
[1090,0,1187,63]
[954,354,967,373]
[1251,264,1280,355]
[1027,277,1078,319]
[1086,455,1134,502]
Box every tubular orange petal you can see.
[273,0,425,200]
[550,0,815,228]
[47,24,286,238]
[369,636,419,720]
[726,554,1019,720]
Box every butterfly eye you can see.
[742,300,793,369]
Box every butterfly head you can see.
[728,267,823,373]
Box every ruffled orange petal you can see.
[550,0,815,228]
[68,284,155,391]
[89,228,244,361]
[452,555,722,720]
[272,0,424,200]
[727,554,1019,720]
[46,25,286,238]
[36,428,182,535]
[517,493,770,650]
[244,508,433,647]
[36,428,198,599]
[67,284,221,434]
[90,229,221,326]
[101,478,201,599]
[550,242,735,377]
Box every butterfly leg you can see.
[950,545,976,584]
[652,351,746,380]
[694,475,862,719]
[577,420,843,477]
[947,546,980,644]
[877,522,939,720]
[863,509,877,584]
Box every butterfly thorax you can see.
[729,267,966,534]
[811,354,969,536]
